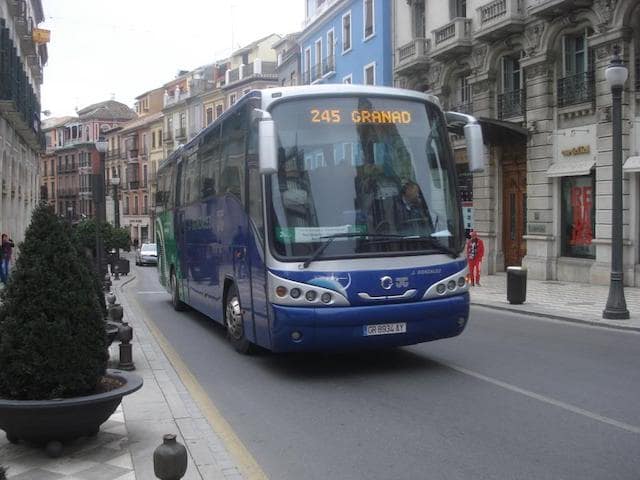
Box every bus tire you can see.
[170,271,187,311]
[225,285,253,354]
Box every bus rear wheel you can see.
[170,271,186,311]
[225,285,253,354]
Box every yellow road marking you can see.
[125,278,269,480]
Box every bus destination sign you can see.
[310,109,412,125]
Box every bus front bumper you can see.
[269,293,470,352]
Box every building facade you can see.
[0,0,47,242]
[41,101,136,221]
[274,33,301,86]
[222,34,281,105]
[300,0,392,86]
[394,0,640,286]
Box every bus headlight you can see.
[321,292,332,304]
[436,284,446,295]
[267,272,350,307]
[458,277,466,287]
[290,288,301,299]
[447,280,457,291]
[305,290,317,302]
[276,286,288,297]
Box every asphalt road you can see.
[129,264,640,480]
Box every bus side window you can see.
[220,111,246,204]
[200,125,222,199]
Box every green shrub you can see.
[0,204,108,400]
[0,465,6,480]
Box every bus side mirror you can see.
[256,109,278,175]
[464,122,485,173]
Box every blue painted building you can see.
[299,0,392,86]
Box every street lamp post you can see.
[111,176,121,280]
[95,141,108,286]
[603,45,630,320]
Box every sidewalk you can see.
[0,274,246,480]
[470,273,640,331]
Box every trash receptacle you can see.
[116,258,130,276]
[506,266,527,304]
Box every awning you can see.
[546,158,595,177]
[623,156,640,173]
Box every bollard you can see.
[107,293,117,306]
[109,304,124,323]
[154,433,187,480]
[103,274,112,293]
[117,322,135,371]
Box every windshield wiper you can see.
[302,233,404,269]
[401,235,461,259]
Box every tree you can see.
[73,218,131,257]
[0,204,108,400]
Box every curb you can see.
[471,301,640,333]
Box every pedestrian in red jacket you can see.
[466,230,484,286]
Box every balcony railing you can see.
[635,54,640,92]
[431,18,472,60]
[0,18,43,151]
[129,181,140,190]
[175,127,187,140]
[498,88,525,119]
[557,71,595,108]
[163,130,173,143]
[475,0,524,41]
[225,60,279,87]
[107,149,121,160]
[56,188,78,198]
[527,0,593,18]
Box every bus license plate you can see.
[364,323,407,336]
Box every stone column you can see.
[521,54,557,280]
[470,72,500,274]
[589,35,634,286]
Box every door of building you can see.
[502,144,527,268]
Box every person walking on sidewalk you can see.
[466,230,484,286]
[1,234,15,284]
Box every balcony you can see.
[129,181,140,190]
[107,149,121,160]
[175,127,187,141]
[56,188,78,198]
[395,38,431,75]
[224,60,278,88]
[527,0,592,18]
[557,71,595,108]
[635,54,640,94]
[0,19,42,151]
[163,131,173,143]
[305,55,337,84]
[475,0,524,42]
[431,18,472,61]
[498,88,525,119]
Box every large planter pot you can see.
[0,369,143,457]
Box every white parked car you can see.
[135,243,158,266]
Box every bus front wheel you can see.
[170,271,186,311]
[225,285,253,354]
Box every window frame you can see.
[342,10,352,54]
[343,74,353,84]
[363,61,376,85]
[363,0,375,41]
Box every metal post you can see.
[603,47,630,320]
[93,170,105,281]
[113,181,120,280]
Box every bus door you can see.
[182,148,206,312]
[174,156,190,304]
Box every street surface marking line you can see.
[445,362,640,435]
[135,291,166,294]
[125,279,269,480]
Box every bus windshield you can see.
[268,95,463,260]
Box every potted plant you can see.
[0,204,142,457]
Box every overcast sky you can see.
[40,0,305,117]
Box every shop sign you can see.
[561,145,590,157]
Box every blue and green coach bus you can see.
[155,84,484,353]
